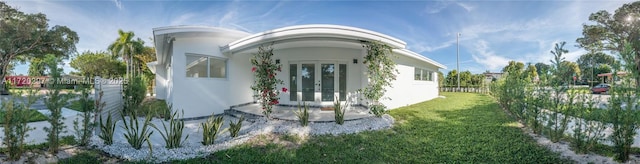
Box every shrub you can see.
[138,99,171,120]
[571,94,606,154]
[123,75,146,115]
[73,86,97,146]
[201,113,224,145]
[99,111,116,145]
[150,110,188,149]
[295,101,309,127]
[1,89,37,161]
[228,115,244,138]
[121,109,154,151]
[360,41,397,117]
[334,98,345,125]
[250,44,285,118]
[43,54,72,154]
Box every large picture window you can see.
[186,54,227,78]
[414,67,433,81]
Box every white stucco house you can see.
[148,24,446,119]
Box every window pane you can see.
[414,67,421,80]
[186,55,208,78]
[339,64,347,101]
[290,64,297,101]
[422,70,430,81]
[321,64,334,102]
[209,58,226,78]
[301,64,315,101]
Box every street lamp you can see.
[457,33,461,90]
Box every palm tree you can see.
[108,29,144,77]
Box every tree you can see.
[134,47,157,92]
[577,1,640,85]
[502,61,525,74]
[576,51,616,83]
[437,71,444,86]
[534,62,551,78]
[560,61,581,83]
[108,29,144,77]
[445,70,459,86]
[70,51,126,78]
[0,2,78,93]
[28,57,46,76]
[459,71,472,86]
[524,64,538,82]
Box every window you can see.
[186,54,227,78]
[414,67,433,81]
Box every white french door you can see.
[288,61,347,106]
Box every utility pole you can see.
[457,33,461,90]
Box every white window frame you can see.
[185,53,228,79]
[414,67,434,82]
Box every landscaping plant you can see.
[201,113,224,145]
[334,97,345,125]
[570,94,605,153]
[360,41,398,117]
[73,86,97,146]
[250,44,286,118]
[121,109,154,151]
[544,42,573,143]
[123,75,146,115]
[99,111,116,145]
[43,54,72,154]
[295,101,309,127]
[151,110,188,149]
[228,115,244,138]
[607,43,640,162]
[1,88,38,161]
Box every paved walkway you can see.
[231,104,373,122]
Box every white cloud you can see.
[112,0,123,10]
[456,2,474,12]
[470,40,512,71]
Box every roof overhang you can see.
[146,61,157,74]
[221,24,406,54]
[394,49,447,69]
[152,26,251,65]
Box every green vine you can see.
[250,44,286,118]
[360,41,398,117]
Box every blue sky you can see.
[5,0,634,75]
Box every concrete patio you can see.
[229,104,373,122]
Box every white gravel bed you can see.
[90,114,394,163]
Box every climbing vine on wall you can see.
[360,41,398,117]
[251,44,286,118]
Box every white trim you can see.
[185,53,228,79]
[223,24,407,53]
[394,49,447,69]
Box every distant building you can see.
[484,72,503,83]
[597,72,626,84]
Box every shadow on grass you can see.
[168,93,572,164]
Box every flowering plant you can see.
[250,44,286,118]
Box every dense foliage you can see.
[250,44,285,118]
[70,51,126,78]
[360,41,398,117]
[1,89,38,161]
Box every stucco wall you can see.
[169,36,249,118]
[381,54,440,110]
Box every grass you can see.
[0,110,48,123]
[178,93,571,163]
[61,93,572,163]
[66,99,94,112]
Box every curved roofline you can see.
[153,25,251,36]
[223,24,407,53]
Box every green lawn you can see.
[60,93,572,163]
[0,110,47,123]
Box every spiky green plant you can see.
[295,101,309,127]
[228,115,244,138]
[99,111,116,145]
[121,109,154,151]
[334,97,345,125]
[201,113,224,145]
[150,110,188,149]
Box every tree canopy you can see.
[0,2,78,91]
[576,51,615,83]
[70,51,125,78]
[577,1,640,84]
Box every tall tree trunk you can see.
[0,59,11,95]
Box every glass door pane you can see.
[289,64,297,101]
[321,64,335,101]
[301,64,315,101]
[339,64,347,101]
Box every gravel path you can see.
[90,114,395,163]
